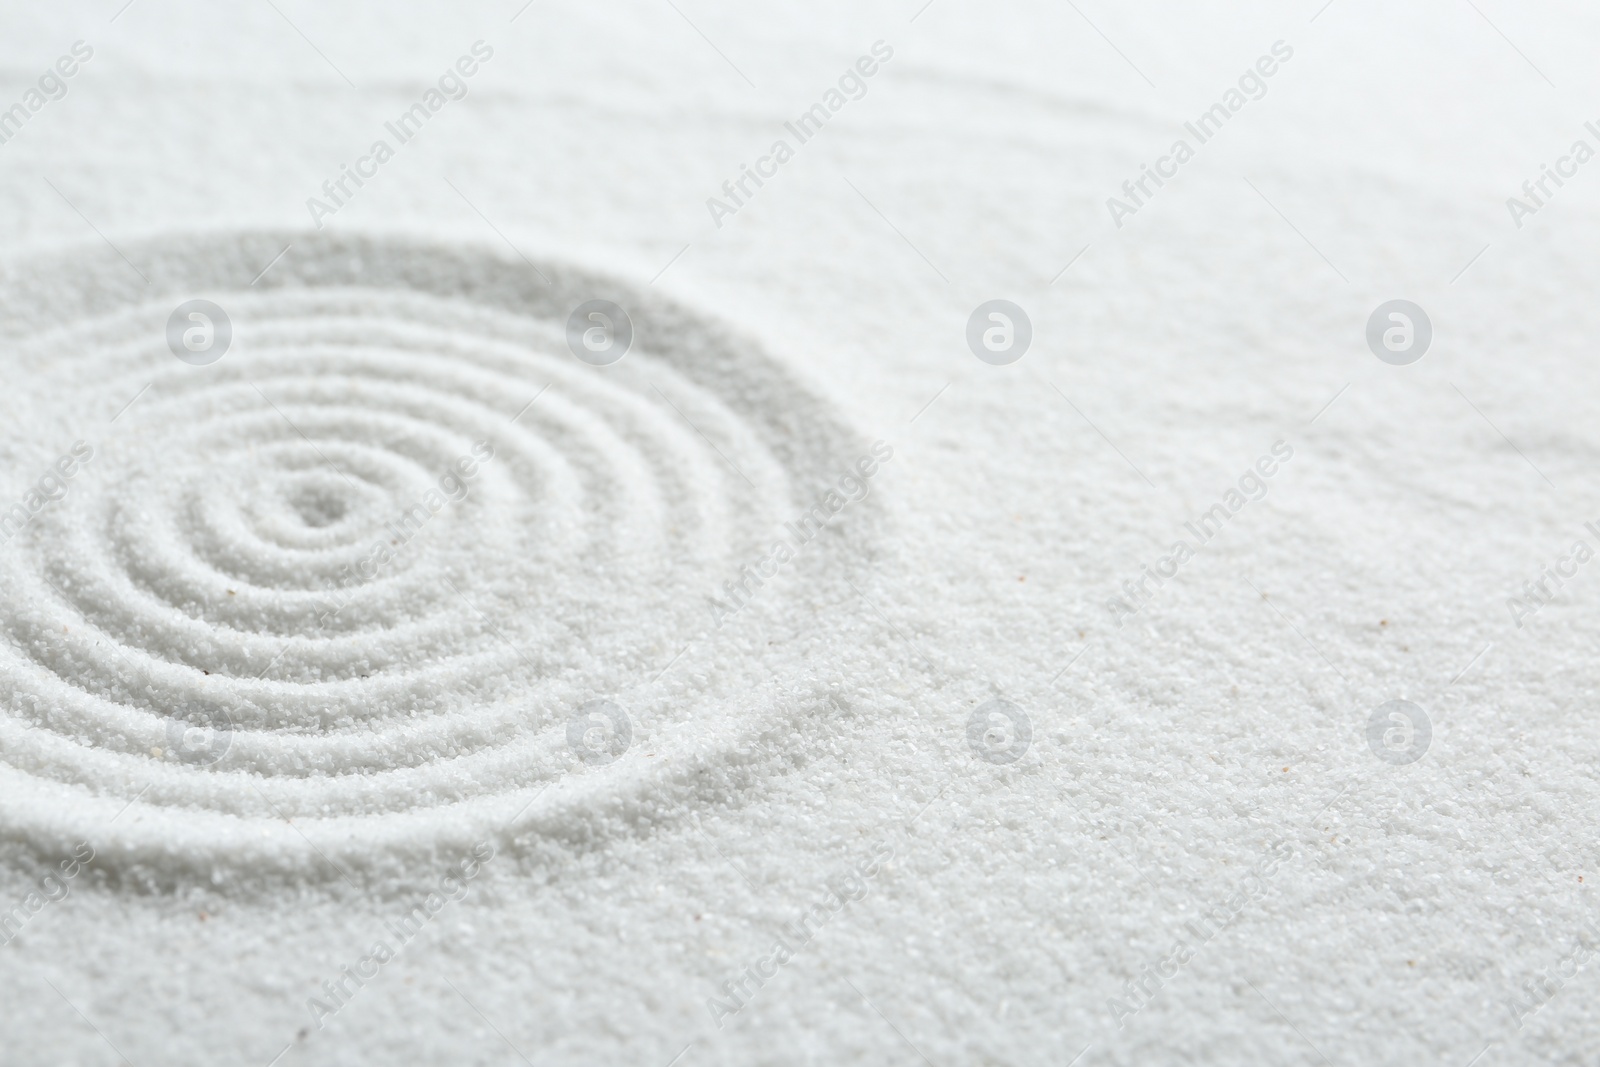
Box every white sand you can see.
[1,1,1598,1064]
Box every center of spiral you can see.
[289,484,349,528]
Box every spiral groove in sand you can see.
[0,234,874,880]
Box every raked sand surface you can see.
[2,1,1600,1064]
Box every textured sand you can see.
[1,2,1599,1064]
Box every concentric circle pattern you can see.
[0,234,876,884]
